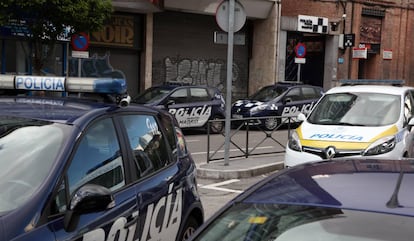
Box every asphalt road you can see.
[184,128,289,219]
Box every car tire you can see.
[209,116,224,134]
[178,216,200,241]
[264,116,280,131]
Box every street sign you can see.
[71,32,89,51]
[215,0,246,33]
[344,34,355,48]
[295,43,306,58]
[295,58,306,64]
[72,50,89,58]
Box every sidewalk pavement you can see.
[196,153,285,179]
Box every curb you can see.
[196,161,284,180]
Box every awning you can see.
[112,0,164,13]
[112,0,275,19]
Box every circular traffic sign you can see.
[71,32,89,51]
[216,0,246,33]
[295,43,306,58]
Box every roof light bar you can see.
[65,77,127,94]
[0,75,127,94]
[0,75,15,89]
[340,79,405,86]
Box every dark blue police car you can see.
[189,158,414,241]
[0,75,204,241]
[231,82,323,130]
[132,84,226,134]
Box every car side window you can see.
[190,87,210,102]
[175,126,189,155]
[160,114,179,160]
[302,87,320,99]
[285,87,301,102]
[121,115,170,179]
[53,118,125,214]
[68,118,125,192]
[170,88,188,104]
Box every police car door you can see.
[120,114,184,241]
[167,87,212,128]
[49,117,140,241]
[280,86,317,122]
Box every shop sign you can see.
[383,49,392,60]
[352,47,367,59]
[90,15,141,49]
[298,15,328,34]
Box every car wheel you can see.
[178,216,200,241]
[209,116,224,134]
[264,117,280,131]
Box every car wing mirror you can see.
[297,112,306,122]
[64,184,115,231]
[165,99,175,107]
[283,97,293,104]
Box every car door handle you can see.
[124,210,139,228]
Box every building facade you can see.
[1,0,414,100]
[282,0,414,88]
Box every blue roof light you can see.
[93,78,127,94]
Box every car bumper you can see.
[284,145,404,168]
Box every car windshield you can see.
[307,92,401,126]
[193,203,414,241]
[0,117,68,214]
[133,86,172,104]
[249,86,287,102]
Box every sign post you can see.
[216,0,246,166]
[71,32,90,78]
[294,43,306,82]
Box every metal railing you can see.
[206,116,294,163]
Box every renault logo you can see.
[325,146,336,159]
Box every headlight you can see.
[363,136,396,156]
[288,130,302,152]
[250,104,268,114]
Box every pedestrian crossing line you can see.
[198,179,242,193]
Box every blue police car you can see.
[132,84,226,134]
[189,158,414,241]
[0,75,204,241]
[231,82,323,130]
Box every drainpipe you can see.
[348,1,354,79]
[275,0,282,83]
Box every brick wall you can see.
[281,0,414,85]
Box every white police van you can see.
[285,80,414,167]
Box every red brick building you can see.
[281,0,414,87]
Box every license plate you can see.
[233,114,243,119]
